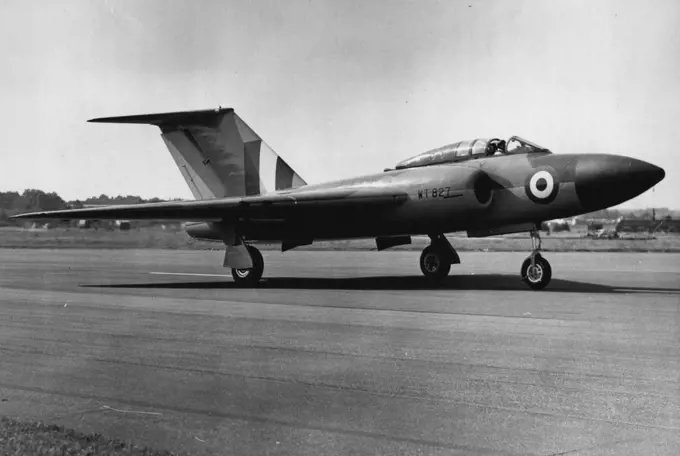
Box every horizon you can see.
[1,0,677,209]
[1,188,676,214]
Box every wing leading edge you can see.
[10,187,409,222]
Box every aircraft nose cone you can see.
[575,155,665,211]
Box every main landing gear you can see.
[520,227,552,290]
[231,245,264,287]
[419,234,460,281]
[230,233,551,290]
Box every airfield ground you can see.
[0,248,678,455]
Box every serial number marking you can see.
[417,187,463,200]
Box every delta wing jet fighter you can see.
[12,107,665,290]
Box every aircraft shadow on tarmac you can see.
[82,274,679,294]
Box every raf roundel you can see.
[525,168,559,204]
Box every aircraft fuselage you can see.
[187,151,664,243]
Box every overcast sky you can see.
[1,0,678,208]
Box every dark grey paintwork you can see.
[12,109,665,247]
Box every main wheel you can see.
[419,245,452,281]
[231,245,264,286]
[520,254,552,290]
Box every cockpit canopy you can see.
[394,136,551,170]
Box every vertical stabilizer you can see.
[89,108,307,200]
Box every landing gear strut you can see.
[231,245,264,286]
[419,234,460,281]
[520,227,552,290]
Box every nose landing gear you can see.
[521,227,552,290]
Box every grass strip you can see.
[0,417,180,456]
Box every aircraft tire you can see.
[231,245,264,286]
[419,245,452,281]
[520,254,552,290]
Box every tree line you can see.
[0,189,174,225]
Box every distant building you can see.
[541,219,572,233]
[116,220,131,231]
[615,217,680,233]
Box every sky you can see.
[0,0,678,209]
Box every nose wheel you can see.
[521,228,552,290]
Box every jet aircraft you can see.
[12,107,666,290]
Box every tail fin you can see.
[89,107,307,200]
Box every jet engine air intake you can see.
[441,168,495,215]
[473,170,494,206]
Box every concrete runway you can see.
[0,248,678,455]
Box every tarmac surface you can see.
[0,248,678,455]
